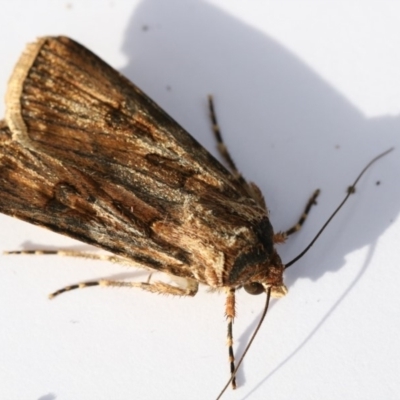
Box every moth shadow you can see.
[37,394,56,400]
[121,0,400,287]
[118,0,400,395]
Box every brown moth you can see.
[0,36,392,398]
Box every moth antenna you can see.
[285,147,394,268]
[216,287,272,400]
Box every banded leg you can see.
[208,96,267,208]
[208,96,248,184]
[49,277,199,299]
[225,287,237,389]
[274,189,320,244]
[3,249,135,267]
[208,96,239,175]
[4,250,197,299]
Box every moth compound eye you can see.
[243,282,264,295]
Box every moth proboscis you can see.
[0,36,393,398]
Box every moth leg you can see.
[274,189,320,243]
[208,96,269,208]
[208,96,248,183]
[5,250,199,298]
[49,277,199,299]
[146,273,154,284]
[225,287,237,389]
[4,250,135,267]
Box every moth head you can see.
[235,236,288,298]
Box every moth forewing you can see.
[0,36,290,391]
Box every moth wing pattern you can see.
[1,36,278,289]
[0,121,189,276]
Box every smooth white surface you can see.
[0,2,399,400]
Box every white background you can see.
[0,2,400,400]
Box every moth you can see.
[0,36,391,398]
